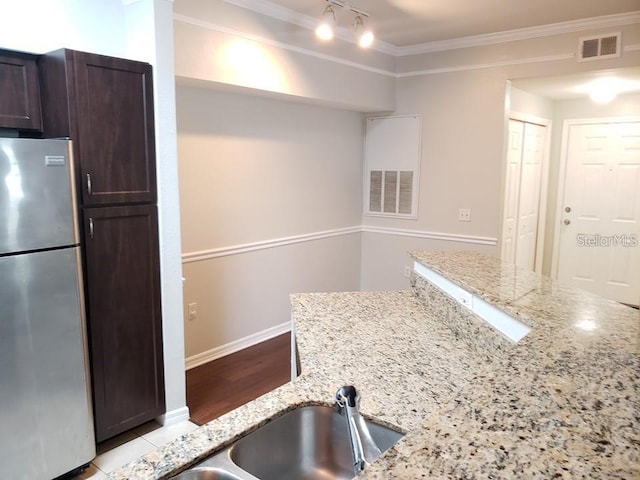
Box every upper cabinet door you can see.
[71,51,157,206]
[0,52,42,131]
[40,49,157,206]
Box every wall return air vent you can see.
[578,32,621,62]
[364,115,421,219]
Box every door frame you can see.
[501,111,552,273]
[551,115,640,279]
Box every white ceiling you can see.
[256,0,640,47]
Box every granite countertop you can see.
[110,251,639,479]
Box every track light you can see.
[353,15,374,48]
[315,5,336,41]
[315,1,374,49]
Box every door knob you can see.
[565,206,571,213]
[564,219,571,225]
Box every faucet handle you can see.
[336,385,359,408]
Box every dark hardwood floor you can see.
[186,333,291,425]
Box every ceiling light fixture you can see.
[315,4,337,41]
[352,14,374,48]
[588,77,619,104]
[315,1,374,49]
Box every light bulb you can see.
[316,6,336,42]
[315,22,334,41]
[353,15,374,49]
[589,78,618,104]
[358,29,374,48]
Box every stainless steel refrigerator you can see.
[0,138,95,479]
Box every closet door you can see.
[514,122,545,270]
[501,120,545,271]
[501,120,524,264]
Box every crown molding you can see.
[396,11,640,56]
[397,53,574,78]
[221,0,398,55]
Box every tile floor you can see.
[71,420,199,479]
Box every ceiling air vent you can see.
[578,33,621,62]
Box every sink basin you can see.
[229,405,403,480]
[171,467,244,480]
[175,405,403,480]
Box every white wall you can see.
[509,86,554,120]
[177,85,363,361]
[0,0,127,56]
[0,0,187,423]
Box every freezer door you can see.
[0,138,78,254]
[0,247,95,479]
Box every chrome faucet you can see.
[335,386,382,476]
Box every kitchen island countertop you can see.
[110,251,639,479]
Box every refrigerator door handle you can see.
[86,173,92,195]
[88,218,94,239]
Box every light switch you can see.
[188,303,197,320]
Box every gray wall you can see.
[177,86,363,361]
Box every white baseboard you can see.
[157,406,190,426]
[185,322,291,370]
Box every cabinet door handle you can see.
[86,173,92,195]
[89,218,94,239]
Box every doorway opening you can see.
[502,68,640,306]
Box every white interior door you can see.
[501,120,523,263]
[501,119,546,271]
[556,119,640,306]
[515,123,545,270]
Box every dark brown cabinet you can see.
[39,48,165,442]
[0,50,42,131]
[39,49,157,206]
[83,206,165,442]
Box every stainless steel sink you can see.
[229,405,402,480]
[172,405,403,480]
[171,467,245,480]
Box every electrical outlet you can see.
[188,303,197,320]
[458,208,471,222]
[404,265,411,278]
